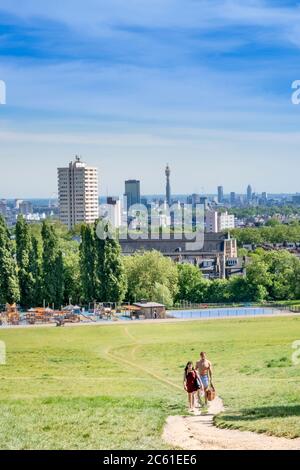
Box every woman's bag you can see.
[194,373,202,390]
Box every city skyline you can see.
[0,154,298,199]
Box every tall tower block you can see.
[165,164,171,206]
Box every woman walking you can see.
[183,361,202,412]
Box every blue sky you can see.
[0,0,300,198]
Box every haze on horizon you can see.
[1,0,300,198]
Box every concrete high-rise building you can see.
[165,164,171,206]
[58,156,99,230]
[124,180,141,211]
[217,186,224,204]
[230,192,236,206]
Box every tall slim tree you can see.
[28,235,43,306]
[0,216,20,305]
[94,221,127,303]
[15,216,34,308]
[80,224,97,303]
[41,221,64,308]
[63,240,81,305]
[53,250,64,308]
[101,237,127,303]
[94,220,106,301]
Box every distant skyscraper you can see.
[217,186,224,204]
[19,201,33,216]
[187,193,201,205]
[58,156,99,230]
[125,180,141,211]
[165,164,171,206]
[15,199,23,210]
[200,196,208,211]
[247,184,252,203]
[230,192,236,205]
[105,197,122,229]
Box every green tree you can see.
[176,263,208,303]
[101,237,127,302]
[28,235,43,306]
[206,279,230,303]
[0,216,20,305]
[94,221,106,301]
[124,250,178,304]
[263,250,300,300]
[62,240,81,305]
[41,221,64,308]
[53,251,64,308]
[80,224,97,303]
[246,255,272,291]
[93,222,127,303]
[15,216,35,308]
[152,282,173,307]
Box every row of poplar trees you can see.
[0,215,127,308]
[0,215,64,308]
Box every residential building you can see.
[58,156,99,230]
[206,210,235,233]
[206,210,218,233]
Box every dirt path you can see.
[104,325,300,450]
[104,326,182,391]
[163,396,300,450]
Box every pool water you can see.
[167,307,276,319]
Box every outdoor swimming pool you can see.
[167,307,278,319]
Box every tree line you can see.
[0,216,127,308]
[231,222,300,245]
[1,215,300,308]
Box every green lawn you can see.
[0,316,299,449]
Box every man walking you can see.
[196,351,213,406]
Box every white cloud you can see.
[1,126,300,146]
[1,0,300,36]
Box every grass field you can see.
[0,316,300,449]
